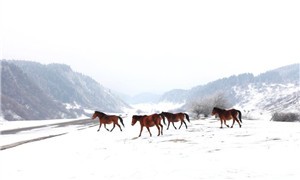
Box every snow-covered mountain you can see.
[1,60,130,120]
[159,63,299,114]
[234,83,299,114]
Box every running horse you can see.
[211,107,242,128]
[131,113,165,137]
[91,111,125,132]
[160,112,190,130]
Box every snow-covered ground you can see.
[1,113,300,180]
[0,117,91,146]
[0,117,88,130]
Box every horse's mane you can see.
[95,111,105,115]
[133,115,146,119]
[213,107,224,111]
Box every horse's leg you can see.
[179,121,183,129]
[139,126,144,137]
[104,124,110,131]
[238,119,242,128]
[220,119,223,128]
[98,122,105,131]
[110,123,116,132]
[146,127,152,137]
[172,122,177,129]
[230,118,235,128]
[179,117,187,129]
[159,123,163,135]
[97,123,102,132]
[224,120,230,128]
[155,124,160,136]
[167,121,171,130]
[232,117,242,128]
[116,123,122,131]
[237,119,242,128]
[183,120,188,129]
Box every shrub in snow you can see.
[271,112,300,122]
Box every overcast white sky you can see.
[1,0,299,96]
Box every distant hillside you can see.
[159,63,299,113]
[1,60,130,120]
[159,89,189,103]
[125,92,161,104]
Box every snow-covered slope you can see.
[234,83,299,114]
[159,64,299,116]
[1,60,130,120]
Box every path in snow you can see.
[0,118,98,150]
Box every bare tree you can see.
[136,109,143,114]
[210,92,228,109]
[190,92,229,118]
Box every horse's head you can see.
[132,115,145,126]
[161,112,167,116]
[211,107,222,116]
[211,107,219,116]
[92,111,105,119]
[91,111,98,119]
[131,115,139,126]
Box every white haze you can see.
[2,0,300,95]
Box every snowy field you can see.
[0,117,92,146]
[1,114,300,180]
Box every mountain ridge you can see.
[159,63,299,113]
[1,60,130,120]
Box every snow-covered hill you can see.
[234,83,299,114]
[159,63,299,116]
[1,60,130,120]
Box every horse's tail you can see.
[159,114,167,125]
[119,116,125,127]
[159,114,166,125]
[237,110,242,123]
[184,113,190,123]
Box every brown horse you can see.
[160,112,190,130]
[131,113,165,137]
[92,111,125,132]
[211,107,242,128]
